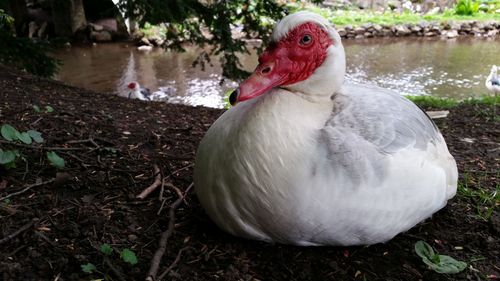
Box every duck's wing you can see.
[318,84,455,192]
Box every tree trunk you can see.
[50,0,87,37]
[71,0,87,33]
[9,0,27,35]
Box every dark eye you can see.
[300,34,313,45]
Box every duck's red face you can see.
[127,82,137,89]
[230,22,333,105]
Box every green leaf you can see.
[81,263,96,273]
[45,105,54,113]
[33,105,41,112]
[120,248,138,265]
[15,131,32,144]
[100,243,113,256]
[415,241,435,260]
[27,130,44,143]
[0,149,16,164]
[414,241,467,274]
[428,255,467,274]
[1,124,19,141]
[47,151,65,169]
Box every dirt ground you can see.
[0,64,498,281]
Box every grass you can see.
[406,94,499,108]
[457,173,499,221]
[287,3,500,27]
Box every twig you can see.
[0,178,56,201]
[0,220,35,245]
[145,183,193,281]
[157,247,190,280]
[137,165,162,199]
[165,164,194,180]
[0,140,89,151]
[104,257,127,281]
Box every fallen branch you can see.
[0,178,55,202]
[136,165,162,199]
[145,183,193,281]
[157,246,190,280]
[0,220,35,245]
[0,173,71,202]
[104,257,127,281]
[0,140,89,151]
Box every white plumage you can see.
[194,12,458,246]
[485,65,500,94]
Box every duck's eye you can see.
[300,34,313,45]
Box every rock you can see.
[355,34,365,39]
[392,25,411,36]
[137,45,153,51]
[426,110,449,119]
[424,32,436,37]
[139,37,152,46]
[485,30,498,37]
[411,25,422,33]
[344,25,353,31]
[354,27,365,35]
[364,32,373,38]
[450,22,461,31]
[445,30,458,38]
[430,23,441,32]
[148,36,164,46]
[362,23,373,30]
[89,23,104,31]
[373,24,383,32]
[90,30,112,42]
[337,28,347,37]
[483,22,494,30]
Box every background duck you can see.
[485,65,499,95]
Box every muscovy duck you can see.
[127,82,151,100]
[486,65,500,94]
[194,12,458,246]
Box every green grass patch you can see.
[287,3,500,27]
[457,173,499,221]
[406,94,499,108]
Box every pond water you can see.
[53,37,499,108]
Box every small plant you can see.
[81,243,138,275]
[33,104,55,113]
[81,263,97,274]
[454,0,480,15]
[46,151,65,169]
[0,123,65,169]
[414,241,467,274]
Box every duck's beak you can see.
[229,61,289,106]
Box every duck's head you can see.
[230,11,345,106]
[127,82,139,90]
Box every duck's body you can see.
[127,82,151,101]
[194,12,457,246]
[486,65,499,94]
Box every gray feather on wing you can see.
[317,84,441,184]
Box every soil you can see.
[0,64,498,281]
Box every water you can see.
[53,37,500,108]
